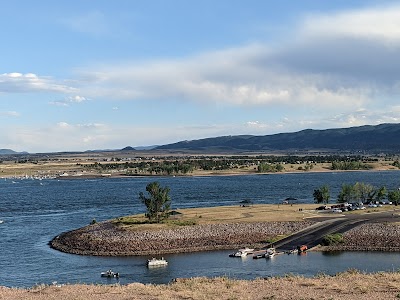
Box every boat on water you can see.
[253,252,266,259]
[147,257,168,267]
[0,220,4,224]
[286,248,298,255]
[229,247,255,257]
[101,270,119,278]
[265,248,276,259]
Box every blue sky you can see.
[1,0,400,153]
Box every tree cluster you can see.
[257,162,284,173]
[331,161,373,171]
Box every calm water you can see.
[1,171,400,287]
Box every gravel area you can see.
[324,223,400,251]
[50,221,314,256]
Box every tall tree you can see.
[388,189,400,206]
[375,186,387,203]
[337,184,355,203]
[353,182,374,203]
[139,181,171,223]
[313,185,330,204]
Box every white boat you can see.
[287,248,298,255]
[147,257,168,267]
[229,247,254,257]
[265,248,276,259]
[0,220,4,224]
[101,270,119,278]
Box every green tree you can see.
[337,184,355,203]
[139,181,171,223]
[375,186,387,203]
[353,182,374,203]
[388,189,400,206]
[313,185,330,204]
[313,189,323,204]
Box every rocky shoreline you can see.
[50,220,314,256]
[323,223,400,252]
[50,219,400,256]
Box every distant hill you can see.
[0,149,28,155]
[156,123,400,153]
[121,146,136,151]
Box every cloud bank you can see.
[73,4,400,115]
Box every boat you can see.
[147,257,168,267]
[229,247,254,257]
[265,248,276,259]
[286,248,298,255]
[0,220,4,224]
[101,269,119,278]
[252,252,266,259]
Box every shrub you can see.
[321,233,344,246]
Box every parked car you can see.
[316,205,328,210]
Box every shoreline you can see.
[49,220,315,256]
[49,216,400,256]
[2,163,398,180]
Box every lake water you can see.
[1,171,400,287]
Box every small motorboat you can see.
[147,257,168,267]
[101,269,119,278]
[265,248,276,259]
[0,220,4,224]
[229,247,255,257]
[287,248,298,255]
[253,252,266,259]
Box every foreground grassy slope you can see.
[2,271,400,299]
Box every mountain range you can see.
[2,123,400,155]
[155,123,400,153]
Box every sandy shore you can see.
[2,271,400,300]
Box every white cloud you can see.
[302,5,400,42]
[49,95,88,106]
[0,72,75,94]
[68,95,88,103]
[0,111,20,117]
[57,122,71,128]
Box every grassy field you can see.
[114,204,320,230]
[112,203,396,232]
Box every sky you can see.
[1,0,400,153]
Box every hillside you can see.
[0,149,28,155]
[156,123,400,153]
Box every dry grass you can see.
[114,202,398,231]
[114,204,322,231]
[2,271,400,300]
[175,204,320,223]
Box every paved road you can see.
[266,210,399,251]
